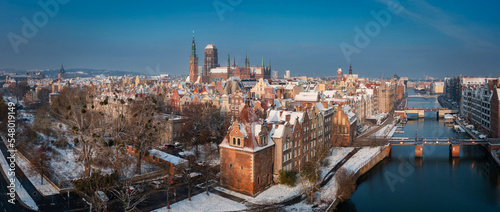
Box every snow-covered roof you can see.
[210,67,228,74]
[272,125,286,138]
[149,149,188,166]
[295,92,318,101]
[266,110,304,126]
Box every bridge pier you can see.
[418,110,425,118]
[450,144,460,157]
[415,144,423,157]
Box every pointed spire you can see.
[59,64,65,74]
[227,53,230,68]
[268,59,271,69]
[190,30,197,58]
[245,54,249,67]
[261,57,264,68]
[233,57,236,67]
[349,64,352,75]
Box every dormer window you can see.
[259,135,267,146]
[230,135,244,148]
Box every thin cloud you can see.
[377,0,495,48]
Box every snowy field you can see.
[16,153,59,196]
[0,147,39,211]
[152,192,247,212]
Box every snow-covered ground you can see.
[152,192,247,212]
[284,200,313,211]
[342,146,384,173]
[43,121,159,188]
[370,119,397,138]
[320,147,354,179]
[0,147,39,211]
[16,153,59,196]
[215,183,304,205]
[319,146,384,206]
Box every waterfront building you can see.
[461,79,500,137]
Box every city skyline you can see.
[2,0,500,78]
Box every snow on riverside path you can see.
[16,153,59,196]
[319,146,383,205]
[321,147,354,179]
[343,146,384,173]
[152,192,247,212]
[0,148,39,211]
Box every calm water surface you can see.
[337,92,500,212]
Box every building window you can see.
[237,138,241,146]
[257,177,260,184]
[230,164,232,168]
[232,138,236,145]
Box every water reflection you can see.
[337,93,500,211]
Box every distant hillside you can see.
[1,68,142,78]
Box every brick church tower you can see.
[189,31,199,83]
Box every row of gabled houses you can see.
[219,99,358,196]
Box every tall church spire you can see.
[245,54,249,67]
[190,30,197,58]
[261,57,264,67]
[349,64,352,75]
[227,53,230,68]
[268,59,271,69]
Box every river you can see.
[337,90,500,211]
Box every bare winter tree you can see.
[111,179,149,212]
[200,143,218,196]
[334,167,356,203]
[180,164,194,201]
[180,102,230,157]
[124,97,163,174]
[299,142,331,203]
[31,146,51,185]
[51,86,104,177]
[33,105,52,136]
[164,177,174,210]
[72,171,119,212]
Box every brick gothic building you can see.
[203,44,218,83]
[219,104,275,196]
[189,32,199,83]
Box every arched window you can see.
[233,138,236,145]
[237,138,241,146]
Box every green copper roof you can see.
[190,31,197,58]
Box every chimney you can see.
[286,114,291,123]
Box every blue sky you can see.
[1,0,500,78]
